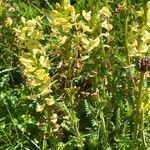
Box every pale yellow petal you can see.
[36,103,45,112]
[82,10,91,21]
[45,97,55,106]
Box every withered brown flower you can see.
[136,57,150,72]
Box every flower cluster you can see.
[136,57,150,72]
[127,6,150,57]
[49,1,113,77]
[13,17,55,112]
[0,0,3,16]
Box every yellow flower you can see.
[138,43,149,53]
[101,20,113,31]
[34,69,50,83]
[36,103,45,112]
[84,37,100,52]
[8,7,15,12]
[19,56,33,65]
[51,113,58,123]
[5,17,13,26]
[24,64,36,73]
[99,7,111,18]
[82,10,91,21]
[40,86,51,96]
[39,56,50,68]
[0,0,3,16]
[141,30,150,43]
[75,22,92,32]
[21,16,26,24]
[45,97,55,106]
[28,78,41,87]
[35,69,46,76]
[35,16,42,22]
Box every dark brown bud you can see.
[136,57,150,72]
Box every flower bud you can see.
[136,57,150,72]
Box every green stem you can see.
[42,109,48,150]
[96,96,109,149]
[100,110,108,148]
[0,67,17,74]
[42,138,47,150]
[5,104,19,139]
[143,0,148,25]
[140,102,147,147]
[137,73,147,147]
[124,0,137,99]
[131,2,148,147]
[132,72,145,148]
[124,14,130,65]
[2,55,15,86]
[0,128,12,146]
[69,84,84,149]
